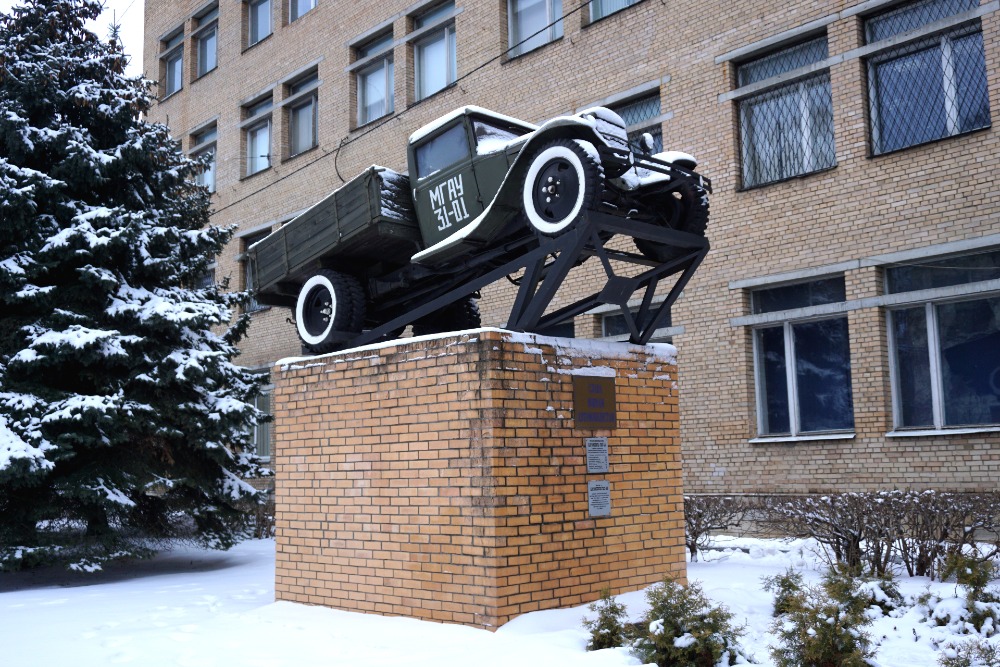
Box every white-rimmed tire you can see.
[295,270,364,353]
[521,139,602,236]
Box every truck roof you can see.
[407,106,538,145]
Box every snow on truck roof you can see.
[407,106,538,144]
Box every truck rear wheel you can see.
[634,179,709,262]
[522,139,602,236]
[295,270,365,353]
[412,297,481,337]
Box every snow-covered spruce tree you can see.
[0,0,267,570]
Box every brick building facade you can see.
[144,0,1000,495]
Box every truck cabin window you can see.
[473,120,527,153]
[415,123,470,179]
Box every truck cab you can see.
[407,107,535,251]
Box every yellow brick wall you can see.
[145,0,1000,494]
[272,330,685,627]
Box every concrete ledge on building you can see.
[272,328,686,629]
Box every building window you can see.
[195,6,219,77]
[356,34,394,125]
[887,249,1000,429]
[253,386,273,459]
[590,0,640,22]
[413,2,457,101]
[287,73,318,156]
[752,277,855,436]
[610,92,662,153]
[191,124,218,192]
[508,0,562,57]
[244,98,272,176]
[290,0,315,22]
[243,231,270,312]
[603,308,671,341]
[737,36,835,189]
[248,0,272,46]
[865,0,990,155]
[160,30,184,97]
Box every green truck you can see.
[247,105,711,354]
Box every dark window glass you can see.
[414,123,470,178]
[938,297,1000,426]
[886,248,1000,293]
[891,306,934,427]
[752,277,846,314]
[865,0,978,43]
[757,326,790,434]
[737,37,828,86]
[794,318,855,431]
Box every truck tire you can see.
[634,179,709,262]
[412,297,481,337]
[522,139,602,236]
[295,270,365,353]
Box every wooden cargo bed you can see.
[248,166,420,299]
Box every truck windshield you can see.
[473,120,526,155]
[415,123,470,179]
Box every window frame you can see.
[243,98,273,176]
[248,0,272,47]
[242,231,271,313]
[190,124,218,192]
[865,19,991,156]
[507,0,563,58]
[194,7,219,78]
[160,30,184,98]
[289,0,316,22]
[253,384,273,460]
[355,35,395,126]
[752,314,856,438]
[413,4,457,101]
[608,91,664,153]
[286,73,319,157]
[589,0,642,23]
[735,36,836,189]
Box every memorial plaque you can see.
[588,480,611,517]
[586,437,609,473]
[573,376,617,429]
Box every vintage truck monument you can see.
[269,106,709,627]
[247,105,710,352]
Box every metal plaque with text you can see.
[588,480,611,517]
[586,437,609,473]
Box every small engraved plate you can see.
[586,437,609,474]
[588,480,611,517]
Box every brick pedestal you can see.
[272,329,685,628]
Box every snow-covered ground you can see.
[1,537,996,666]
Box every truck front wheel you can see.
[295,270,364,353]
[522,139,602,236]
[634,179,709,262]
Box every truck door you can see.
[411,120,485,249]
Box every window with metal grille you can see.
[414,2,457,101]
[886,249,1000,429]
[865,0,990,155]
[610,93,662,153]
[253,385,273,459]
[737,36,835,188]
[751,277,854,436]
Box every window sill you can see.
[246,306,271,316]
[159,89,182,103]
[503,36,563,63]
[750,432,855,444]
[240,166,272,181]
[243,33,273,54]
[584,0,648,27]
[737,164,837,192]
[868,124,991,159]
[286,144,319,162]
[886,426,1000,438]
[408,82,457,109]
[353,111,394,132]
[193,66,217,82]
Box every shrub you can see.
[684,495,752,562]
[583,589,630,651]
[632,577,753,666]
[822,566,902,616]
[769,579,876,667]
[937,638,1000,666]
[762,568,805,616]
